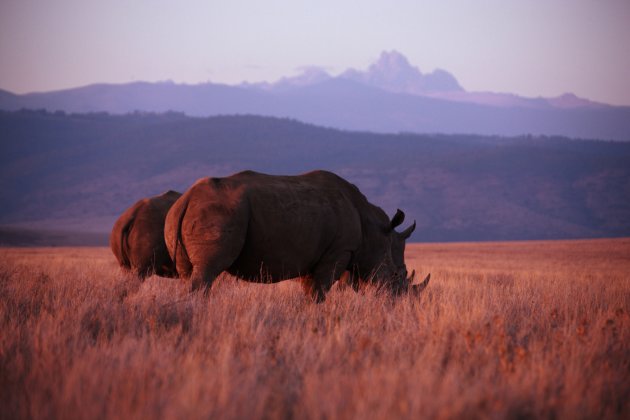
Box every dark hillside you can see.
[1,110,629,243]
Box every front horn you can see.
[400,221,416,239]
[411,273,430,295]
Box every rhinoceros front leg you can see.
[302,251,351,303]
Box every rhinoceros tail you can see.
[171,196,191,274]
[120,216,134,269]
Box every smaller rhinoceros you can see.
[110,190,181,279]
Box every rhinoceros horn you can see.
[400,221,416,239]
[410,273,430,295]
[391,209,405,229]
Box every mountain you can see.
[0,89,19,108]
[1,51,629,140]
[1,110,629,244]
[339,50,463,94]
[259,51,604,110]
[247,67,333,91]
[2,78,630,141]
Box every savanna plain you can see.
[1,239,628,419]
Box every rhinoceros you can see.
[110,190,182,279]
[164,170,429,301]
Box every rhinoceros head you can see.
[355,208,428,295]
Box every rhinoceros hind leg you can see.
[190,266,223,296]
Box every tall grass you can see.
[1,239,629,419]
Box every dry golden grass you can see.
[1,239,629,419]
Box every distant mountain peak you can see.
[250,50,463,95]
[546,92,606,109]
[341,50,463,94]
[251,66,332,91]
[290,66,332,85]
[370,50,416,75]
[365,50,422,85]
[248,50,603,110]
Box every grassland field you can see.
[1,239,629,419]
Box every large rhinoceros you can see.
[110,190,182,279]
[164,170,429,301]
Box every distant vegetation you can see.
[1,110,629,243]
[1,240,628,418]
[0,226,107,247]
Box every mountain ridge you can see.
[1,51,629,140]
[254,50,606,110]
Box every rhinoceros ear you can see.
[390,209,405,229]
[400,221,416,239]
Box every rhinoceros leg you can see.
[187,228,248,295]
[183,199,249,294]
[302,251,352,302]
[189,239,245,295]
[190,265,223,295]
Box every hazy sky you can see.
[1,0,629,105]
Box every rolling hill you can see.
[1,109,629,244]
